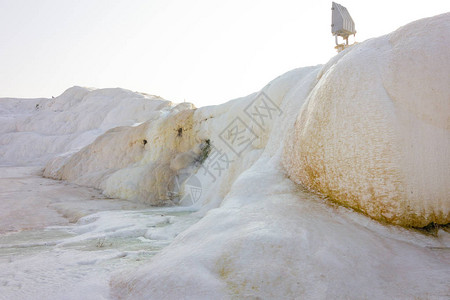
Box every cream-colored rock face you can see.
[283,13,450,227]
[45,104,200,205]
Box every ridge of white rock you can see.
[43,66,318,211]
[0,86,171,166]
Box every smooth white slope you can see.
[111,159,449,299]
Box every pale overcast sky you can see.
[0,0,449,107]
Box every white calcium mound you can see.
[283,13,450,226]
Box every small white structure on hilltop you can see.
[331,2,356,52]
